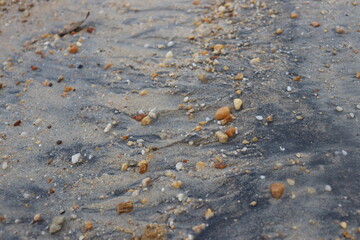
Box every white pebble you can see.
[183,96,189,103]
[167,41,175,47]
[342,150,348,156]
[165,51,173,58]
[20,132,28,137]
[336,106,343,112]
[2,161,8,170]
[349,113,355,118]
[33,118,42,126]
[177,193,185,202]
[324,185,332,192]
[260,175,265,179]
[176,162,184,171]
[287,86,292,92]
[104,123,112,133]
[71,153,81,164]
[356,104,360,110]
[144,43,150,48]
[256,116,263,121]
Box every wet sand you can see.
[1,0,360,239]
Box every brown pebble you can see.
[335,26,345,34]
[33,214,42,222]
[132,113,147,122]
[85,221,92,230]
[68,44,78,54]
[310,21,320,27]
[195,161,206,171]
[141,116,152,126]
[31,65,39,71]
[104,63,112,70]
[293,76,301,81]
[235,73,244,80]
[64,86,72,92]
[290,12,298,18]
[117,201,133,215]
[171,181,183,188]
[225,127,236,138]
[13,120,22,126]
[138,160,148,174]
[215,107,230,120]
[266,115,273,123]
[270,182,285,199]
[356,72,360,79]
[215,131,228,143]
[56,140,62,145]
[275,28,282,35]
[213,162,227,169]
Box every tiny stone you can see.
[2,161,8,170]
[33,118,42,126]
[71,153,81,164]
[171,181,183,189]
[121,163,129,171]
[335,26,345,34]
[142,177,152,187]
[167,41,175,47]
[177,193,185,202]
[49,216,65,234]
[175,162,184,171]
[275,28,282,35]
[340,221,347,229]
[287,86,292,92]
[215,131,228,143]
[204,208,214,220]
[307,187,316,194]
[256,116,263,121]
[233,98,243,110]
[33,214,42,222]
[195,161,206,171]
[286,179,295,186]
[165,51,173,58]
[270,182,285,199]
[324,185,332,192]
[104,123,112,133]
[336,106,343,112]
[356,104,360,110]
[192,223,207,234]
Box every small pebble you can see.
[287,86,292,92]
[33,118,42,126]
[104,123,112,133]
[171,181,183,189]
[270,182,285,199]
[256,116,263,121]
[175,162,184,171]
[49,216,65,234]
[340,221,347,229]
[324,185,332,192]
[71,153,81,164]
[2,161,8,170]
[215,131,228,143]
[142,177,152,187]
[165,51,173,58]
[195,162,206,171]
[204,208,214,220]
[336,106,343,112]
[286,179,295,186]
[215,107,230,120]
[177,193,185,202]
[233,99,243,110]
[33,214,42,222]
